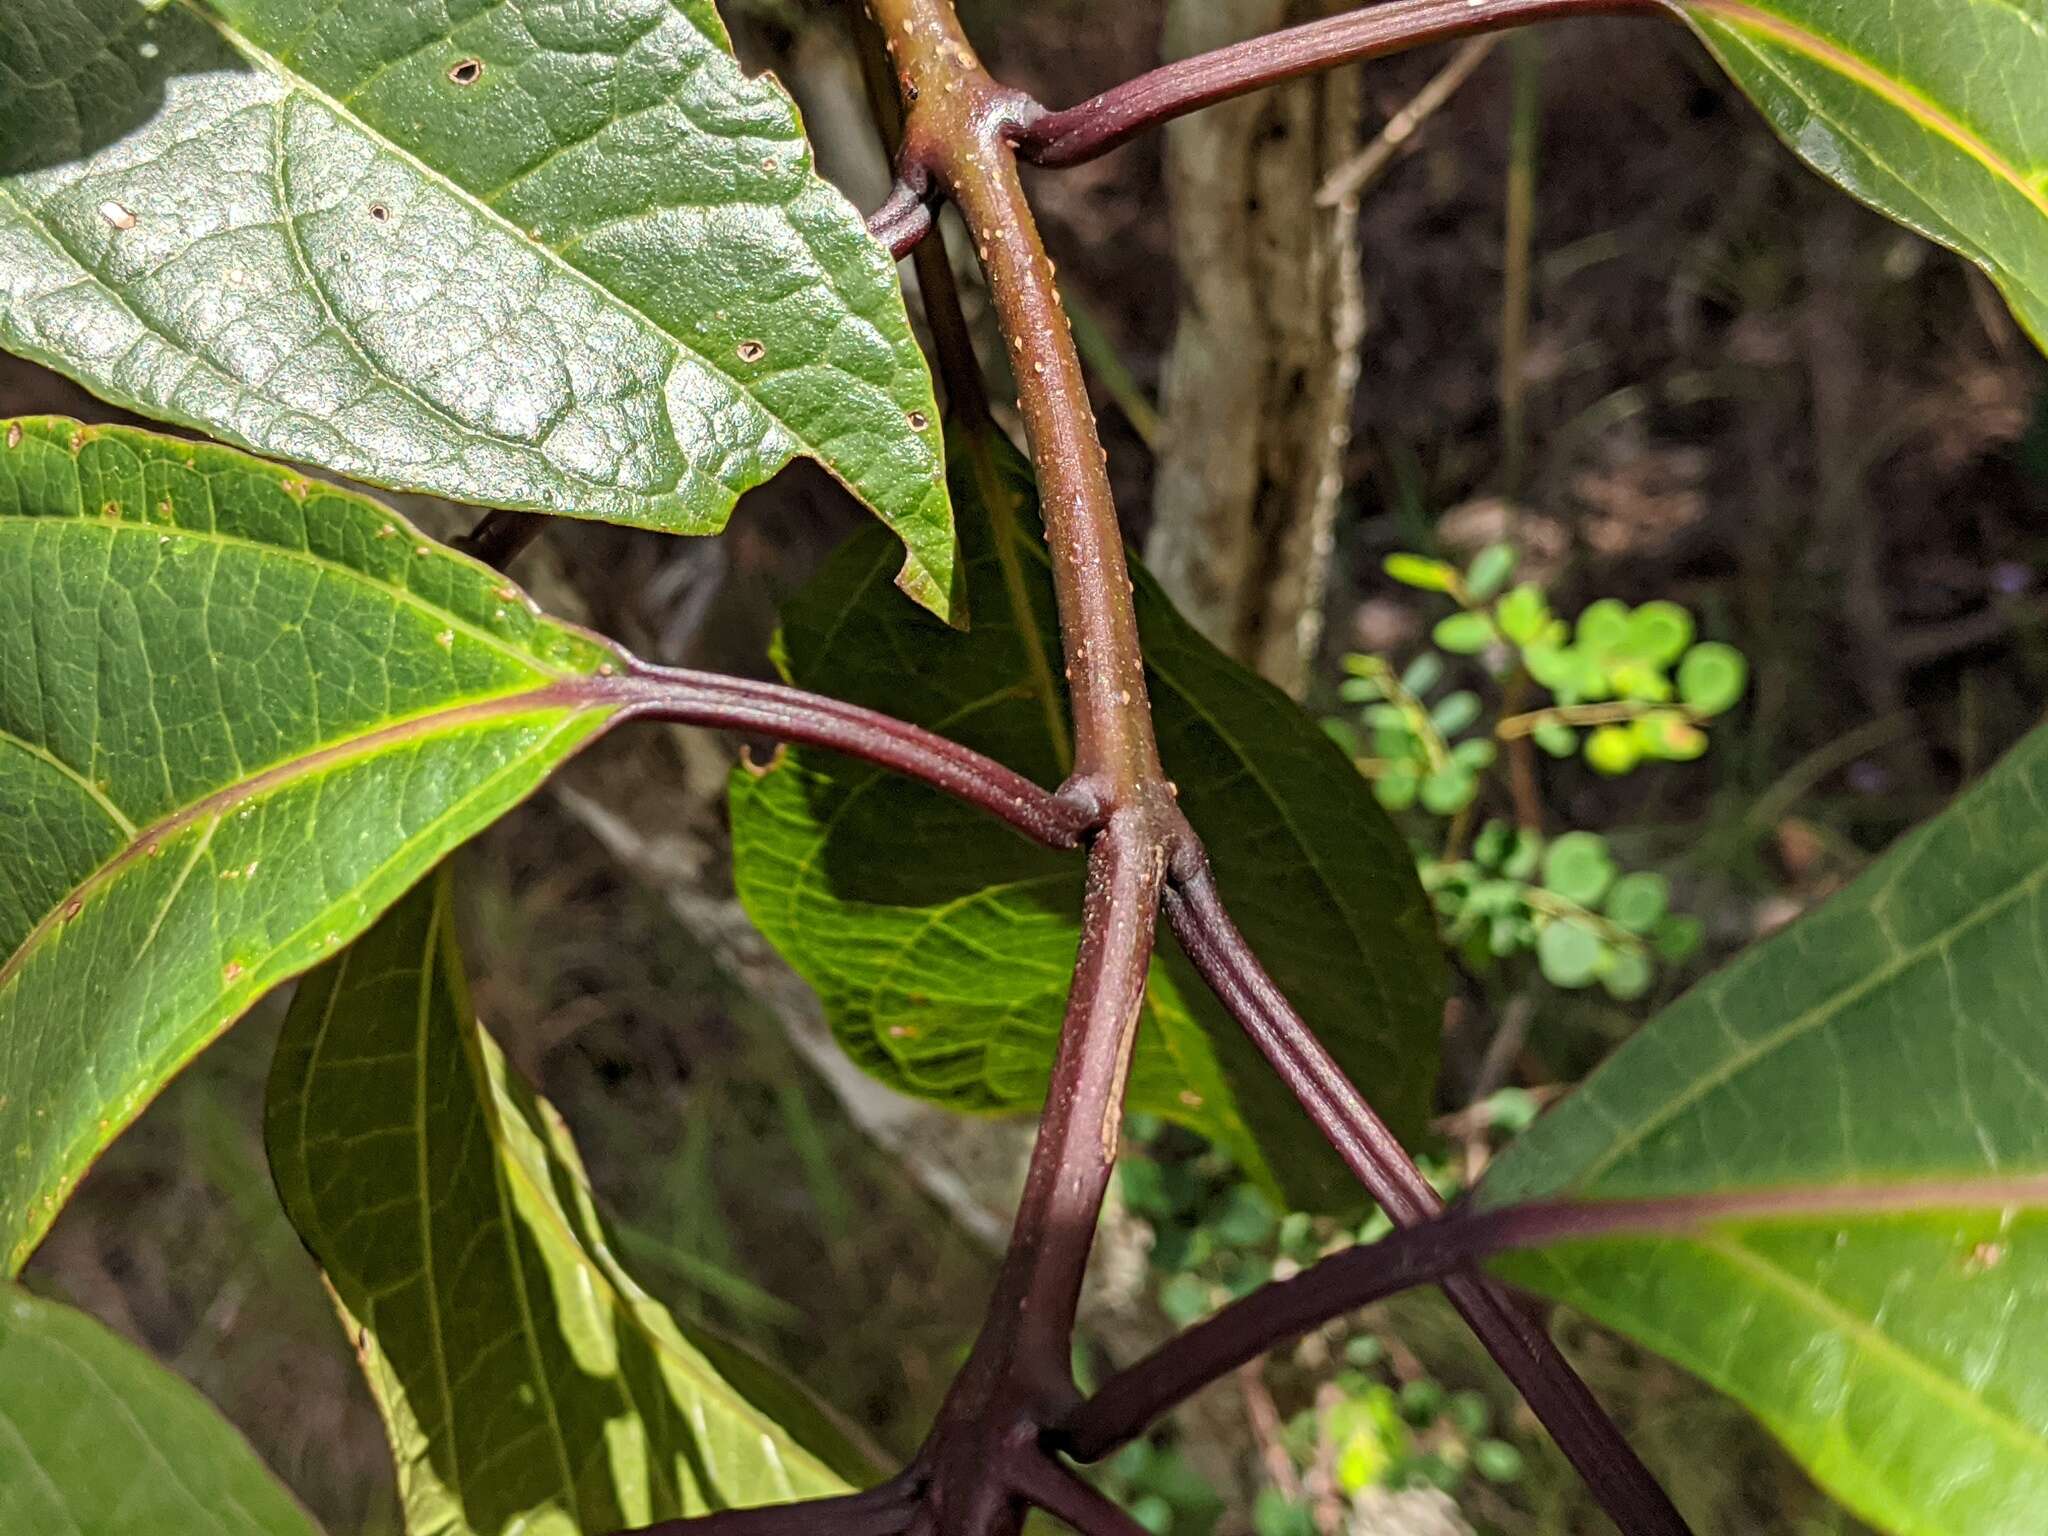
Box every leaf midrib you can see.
[0,681,605,996]
[1699,1228,2048,1470]
[1691,0,2048,223]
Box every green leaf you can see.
[1677,642,1749,716]
[1681,0,2048,354]
[1495,583,1550,646]
[1597,945,1653,1002]
[1432,612,1494,655]
[1418,764,1477,815]
[1539,831,1616,907]
[1374,769,1420,812]
[1429,690,1481,736]
[1634,709,1710,761]
[0,0,957,618]
[267,870,866,1534]
[1482,719,2048,1536]
[1604,871,1670,934]
[1465,544,1518,602]
[1399,652,1444,697]
[730,424,1444,1212]
[0,418,629,1273]
[0,1283,324,1536]
[1383,553,1457,593]
[1583,723,1642,776]
[1534,918,1603,989]
[1623,601,1695,667]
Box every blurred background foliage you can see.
[13,0,2048,1531]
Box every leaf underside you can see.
[1684,0,2048,353]
[0,1282,323,1536]
[730,424,1444,1213]
[266,869,862,1535]
[0,418,622,1273]
[0,0,957,616]
[1482,719,2048,1536]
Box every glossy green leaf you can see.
[1482,718,2048,1536]
[0,1282,323,1536]
[0,418,631,1272]
[730,424,1443,1211]
[0,0,956,617]
[266,870,865,1535]
[1682,0,2048,353]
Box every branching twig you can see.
[1163,860,1694,1534]
[868,177,937,258]
[1059,1175,2048,1459]
[615,1472,922,1536]
[1010,0,1666,170]
[1316,35,1499,206]
[602,663,1093,851]
[1008,1450,1156,1536]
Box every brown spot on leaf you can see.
[736,339,766,363]
[907,410,928,430]
[368,203,390,222]
[98,200,136,230]
[223,961,245,984]
[5,424,20,450]
[448,56,483,85]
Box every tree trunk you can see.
[1146,0,1367,698]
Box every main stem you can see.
[877,0,1162,806]
[862,1,1686,1531]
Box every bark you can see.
[1146,0,1367,697]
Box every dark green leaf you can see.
[0,419,631,1272]
[730,425,1443,1211]
[267,870,867,1534]
[1483,719,2048,1536]
[1682,0,2048,353]
[0,0,956,617]
[0,1282,323,1536]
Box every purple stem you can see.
[601,662,1095,851]
[611,1475,920,1536]
[1008,1449,1156,1536]
[1012,0,1668,169]
[1164,863,1693,1536]
[868,179,937,258]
